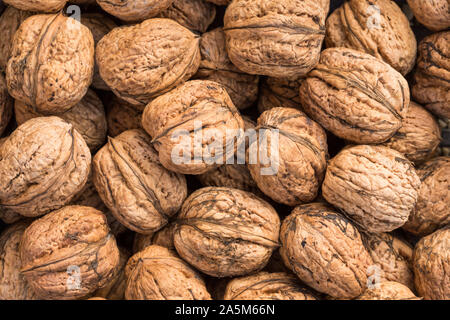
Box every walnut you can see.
[299,48,410,144]
[96,0,173,22]
[20,206,120,299]
[195,28,259,110]
[142,80,245,175]
[412,31,450,119]
[205,0,230,5]
[224,0,329,78]
[403,157,450,236]
[381,102,441,164]
[3,0,67,12]
[106,96,143,137]
[248,107,328,206]
[223,272,317,300]
[14,89,107,151]
[407,0,450,31]
[257,77,303,114]
[357,281,420,300]
[413,226,450,300]
[437,118,450,156]
[326,0,417,75]
[322,145,420,233]
[280,203,374,299]
[93,129,187,234]
[96,18,200,109]
[0,207,22,224]
[0,222,37,300]
[0,117,91,217]
[133,224,175,253]
[0,72,12,136]
[124,245,211,300]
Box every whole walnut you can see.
[142,80,245,175]
[0,117,91,217]
[195,28,259,110]
[223,272,317,300]
[407,0,450,31]
[96,18,200,109]
[205,0,230,5]
[14,89,107,151]
[413,226,450,300]
[412,31,450,119]
[299,48,410,144]
[280,203,373,299]
[106,96,143,137]
[0,222,37,300]
[357,281,419,300]
[174,187,280,277]
[93,129,187,234]
[326,0,417,75]
[124,245,211,300]
[322,145,420,233]
[224,0,330,78]
[6,14,94,114]
[248,107,328,206]
[97,0,174,22]
[257,77,303,114]
[403,157,450,236]
[0,73,12,136]
[20,206,120,300]
[3,0,67,12]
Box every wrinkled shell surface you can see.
[106,96,143,137]
[407,0,450,31]
[280,203,373,299]
[224,0,330,78]
[20,206,120,299]
[205,0,230,5]
[257,77,303,113]
[174,187,280,277]
[0,73,12,136]
[357,281,419,300]
[124,245,211,300]
[6,14,94,114]
[3,0,66,12]
[0,117,91,217]
[322,145,420,233]
[97,0,174,22]
[300,48,410,144]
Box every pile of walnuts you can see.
[0,0,448,301]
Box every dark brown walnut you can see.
[257,77,303,114]
[280,203,373,299]
[93,129,187,234]
[124,245,211,300]
[205,0,230,5]
[223,272,317,300]
[0,222,37,300]
[413,226,450,300]
[248,107,328,206]
[437,118,450,157]
[159,0,216,33]
[174,187,280,278]
[362,232,414,289]
[322,145,420,233]
[14,89,107,151]
[263,249,292,274]
[6,13,94,114]
[0,117,91,217]
[96,18,200,109]
[133,224,175,253]
[0,72,12,136]
[407,0,450,31]
[357,281,420,300]
[403,157,450,236]
[326,0,417,75]
[224,0,330,78]
[20,206,120,300]
[0,207,22,224]
[412,31,450,119]
[3,0,66,12]
[106,96,143,137]
[142,80,245,175]
[195,28,259,110]
[97,0,173,22]
[300,48,410,144]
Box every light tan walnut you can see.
[96,0,174,22]
[3,0,67,12]
[407,0,450,31]
[357,281,420,300]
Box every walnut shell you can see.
[3,0,67,12]
[413,226,450,300]
[257,77,303,114]
[0,207,22,224]
[299,48,410,144]
[142,80,245,175]
[14,89,107,151]
[248,107,328,206]
[223,272,317,300]
[93,129,187,234]
[96,18,200,108]
[403,157,450,236]
[381,102,441,164]
[6,13,94,114]
[326,0,417,75]
[106,96,143,137]
[132,224,175,253]
[322,145,420,233]
[407,0,450,31]
[195,28,259,110]
[97,0,173,22]
[20,206,120,300]
[205,0,230,5]
[224,0,330,78]
[357,281,420,300]
[0,72,12,136]
[174,187,280,277]
[124,245,211,300]
[280,203,373,299]
[412,31,450,119]
[0,117,91,217]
